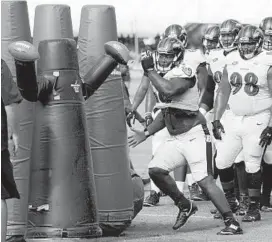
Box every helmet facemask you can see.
[155,51,182,74]
[238,37,262,60]
[220,32,237,49]
[203,35,219,53]
[263,30,272,51]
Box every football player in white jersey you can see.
[213,25,272,222]
[204,21,249,217]
[128,36,242,235]
[259,17,272,212]
[127,24,210,206]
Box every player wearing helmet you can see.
[259,17,272,212]
[213,25,272,222]
[128,36,242,235]
[204,22,249,218]
[127,24,210,205]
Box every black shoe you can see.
[217,218,243,235]
[210,208,218,214]
[242,202,261,222]
[172,201,198,230]
[261,205,272,212]
[225,191,240,213]
[143,190,160,207]
[188,183,202,201]
[237,194,249,216]
[213,210,223,219]
[6,235,26,242]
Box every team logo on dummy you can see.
[71,80,81,93]
[181,66,193,77]
[205,134,212,142]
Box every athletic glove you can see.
[141,50,154,75]
[212,120,225,140]
[259,126,272,147]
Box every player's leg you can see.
[242,111,270,222]
[1,199,7,241]
[184,124,242,235]
[261,156,272,212]
[148,137,197,230]
[173,164,187,193]
[234,152,249,215]
[144,127,170,206]
[215,123,242,215]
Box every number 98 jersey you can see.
[226,51,272,116]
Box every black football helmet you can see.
[259,17,272,51]
[237,25,264,60]
[202,25,220,53]
[163,24,188,47]
[219,19,242,49]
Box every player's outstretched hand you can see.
[128,127,147,148]
[141,50,154,75]
[259,126,272,147]
[212,120,225,140]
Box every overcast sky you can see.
[26,0,272,36]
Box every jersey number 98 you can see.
[230,72,259,96]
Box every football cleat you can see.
[242,202,261,222]
[143,190,160,207]
[236,194,249,216]
[172,200,198,230]
[217,218,243,235]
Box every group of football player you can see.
[126,17,272,235]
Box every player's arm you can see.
[259,66,272,147]
[128,111,165,148]
[144,84,157,126]
[213,65,231,121]
[147,70,194,98]
[197,64,215,115]
[131,74,150,111]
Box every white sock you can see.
[176,181,185,193]
[187,174,194,186]
[150,180,160,193]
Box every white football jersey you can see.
[154,61,199,111]
[205,48,226,93]
[226,51,272,116]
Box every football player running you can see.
[204,20,249,218]
[213,25,272,222]
[128,36,242,235]
[259,17,272,212]
[127,24,210,206]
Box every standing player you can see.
[259,17,272,212]
[128,36,242,235]
[203,20,249,218]
[212,25,272,222]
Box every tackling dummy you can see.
[8,39,130,239]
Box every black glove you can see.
[212,120,225,140]
[145,113,153,127]
[141,51,154,75]
[126,111,136,127]
[259,126,272,148]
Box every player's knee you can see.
[148,167,169,180]
[197,175,214,191]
